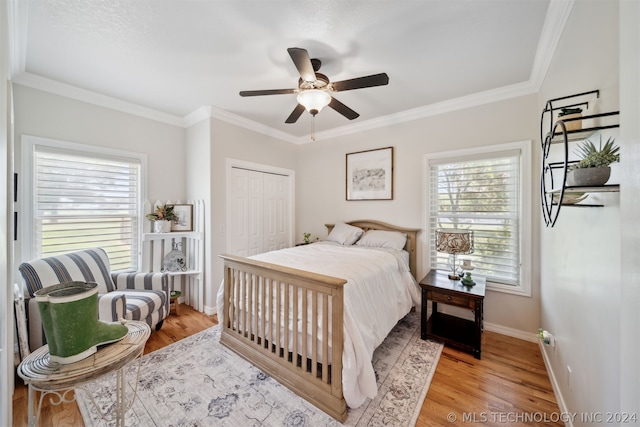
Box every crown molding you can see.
[13,72,185,127]
[529,0,575,89]
[207,106,300,144]
[182,106,212,127]
[182,105,299,144]
[8,0,28,77]
[303,0,574,143]
[303,80,540,143]
[10,0,572,145]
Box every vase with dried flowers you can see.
[147,204,178,233]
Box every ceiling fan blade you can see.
[328,97,359,120]
[285,104,306,124]
[287,47,316,82]
[239,88,296,97]
[331,73,389,92]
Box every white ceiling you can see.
[12,0,569,143]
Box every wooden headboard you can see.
[325,220,420,280]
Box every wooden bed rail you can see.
[219,254,348,422]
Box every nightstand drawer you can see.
[427,290,473,308]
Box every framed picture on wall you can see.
[170,204,193,232]
[346,146,394,200]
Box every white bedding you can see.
[216,241,421,408]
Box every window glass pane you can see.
[33,147,140,271]
[429,154,520,285]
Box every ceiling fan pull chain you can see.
[311,116,316,142]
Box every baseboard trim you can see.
[483,322,538,343]
[418,307,539,343]
[203,305,216,316]
[538,340,572,427]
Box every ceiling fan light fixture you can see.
[297,89,331,116]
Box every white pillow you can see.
[356,230,407,251]
[326,222,364,245]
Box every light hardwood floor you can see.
[13,304,562,426]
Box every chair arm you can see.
[111,271,170,297]
[112,272,170,315]
[98,292,126,322]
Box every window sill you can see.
[486,281,531,297]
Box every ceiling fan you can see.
[239,47,389,124]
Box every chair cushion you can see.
[19,248,115,297]
[118,289,166,322]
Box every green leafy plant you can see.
[146,204,178,221]
[558,107,582,117]
[303,232,311,244]
[572,137,620,169]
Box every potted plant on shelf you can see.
[566,137,620,187]
[146,204,178,233]
[557,107,583,132]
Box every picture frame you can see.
[346,146,394,200]
[170,204,193,232]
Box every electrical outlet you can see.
[567,365,572,389]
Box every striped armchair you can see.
[18,248,169,352]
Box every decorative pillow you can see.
[355,230,407,251]
[326,222,364,245]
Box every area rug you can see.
[76,311,443,426]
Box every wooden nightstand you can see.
[419,269,485,359]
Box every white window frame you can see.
[20,135,147,270]
[423,140,532,297]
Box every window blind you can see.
[33,147,140,271]
[429,153,520,285]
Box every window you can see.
[425,141,531,296]
[21,136,145,271]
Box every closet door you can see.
[263,173,290,252]
[228,168,250,257]
[246,170,264,256]
[227,163,293,257]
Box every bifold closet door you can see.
[263,172,290,252]
[228,167,291,256]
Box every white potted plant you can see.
[146,204,178,233]
[566,137,620,187]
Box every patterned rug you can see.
[76,311,443,426]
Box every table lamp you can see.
[436,228,474,280]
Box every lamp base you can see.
[448,273,461,280]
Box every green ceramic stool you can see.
[34,281,128,364]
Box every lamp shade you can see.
[297,89,331,115]
[435,229,474,254]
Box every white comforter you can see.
[216,241,421,408]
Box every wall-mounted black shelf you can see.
[545,111,620,144]
[540,90,620,227]
[548,185,620,193]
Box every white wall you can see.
[12,85,186,202]
[538,1,623,421]
[185,118,212,311]
[618,0,640,415]
[297,94,541,335]
[12,85,187,265]
[206,118,298,313]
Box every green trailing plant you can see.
[572,137,620,169]
[146,204,178,222]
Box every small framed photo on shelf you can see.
[170,204,193,232]
[346,146,394,200]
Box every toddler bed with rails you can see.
[217,220,421,421]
